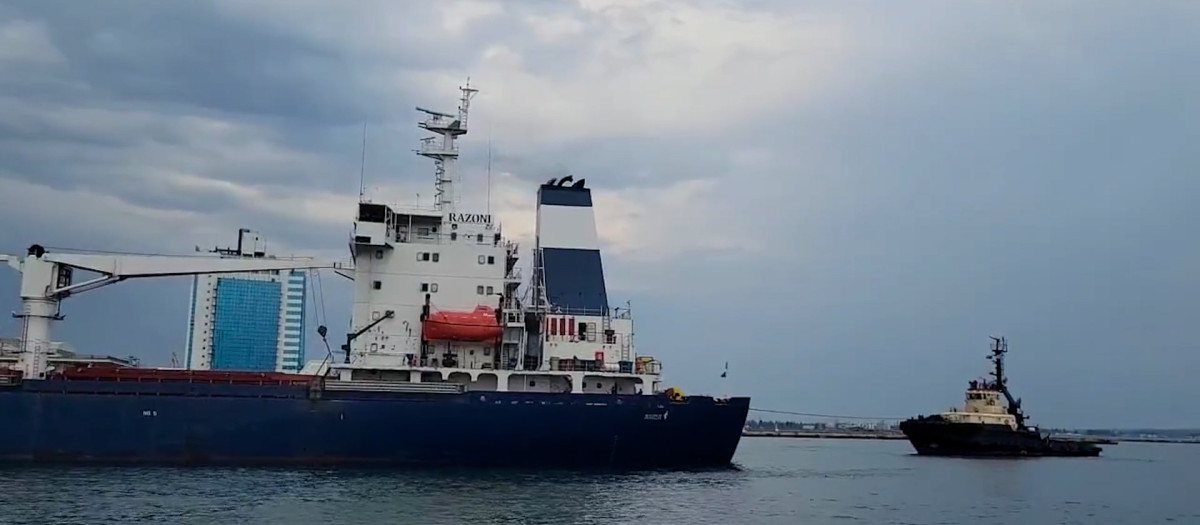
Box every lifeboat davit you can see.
[423,305,502,342]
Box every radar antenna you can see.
[416,79,478,213]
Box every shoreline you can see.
[743,430,906,440]
[742,430,1198,445]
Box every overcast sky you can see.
[1,0,1197,428]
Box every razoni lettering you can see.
[449,213,492,224]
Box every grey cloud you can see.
[4,0,370,124]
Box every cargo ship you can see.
[0,83,750,467]
[899,337,1101,457]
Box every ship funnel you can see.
[536,179,607,313]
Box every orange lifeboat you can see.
[423,305,502,342]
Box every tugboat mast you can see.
[988,336,1027,429]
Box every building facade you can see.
[184,230,308,373]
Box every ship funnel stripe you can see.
[538,186,592,207]
[538,205,599,250]
[541,248,608,313]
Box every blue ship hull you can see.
[0,377,749,468]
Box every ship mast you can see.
[416,80,478,213]
[988,336,1027,429]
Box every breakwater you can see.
[743,430,906,440]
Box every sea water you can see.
[0,438,1195,524]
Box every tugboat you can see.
[899,337,1102,457]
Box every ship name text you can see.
[449,213,492,224]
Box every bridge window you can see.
[450,232,457,241]
[431,283,439,293]
[476,234,484,243]
[432,253,440,262]
[421,283,429,292]
[477,286,485,295]
[487,255,495,264]
[486,286,494,295]
[478,255,486,264]
[373,280,382,290]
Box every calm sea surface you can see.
[0,438,1196,524]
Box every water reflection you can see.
[0,439,1196,525]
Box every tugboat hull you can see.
[899,417,1101,457]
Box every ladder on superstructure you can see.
[501,318,525,371]
[602,314,613,342]
[528,248,550,311]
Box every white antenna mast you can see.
[416,78,478,213]
[358,123,367,202]
[486,129,493,215]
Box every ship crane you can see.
[0,244,345,380]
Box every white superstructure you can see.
[320,82,663,395]
[938,380,1020,429]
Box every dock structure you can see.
[743,429,906,440]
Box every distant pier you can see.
[742,430,1200,445]
[743,430,906,440]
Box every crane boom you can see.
[41,252,335,279]
[2,244,349,379]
